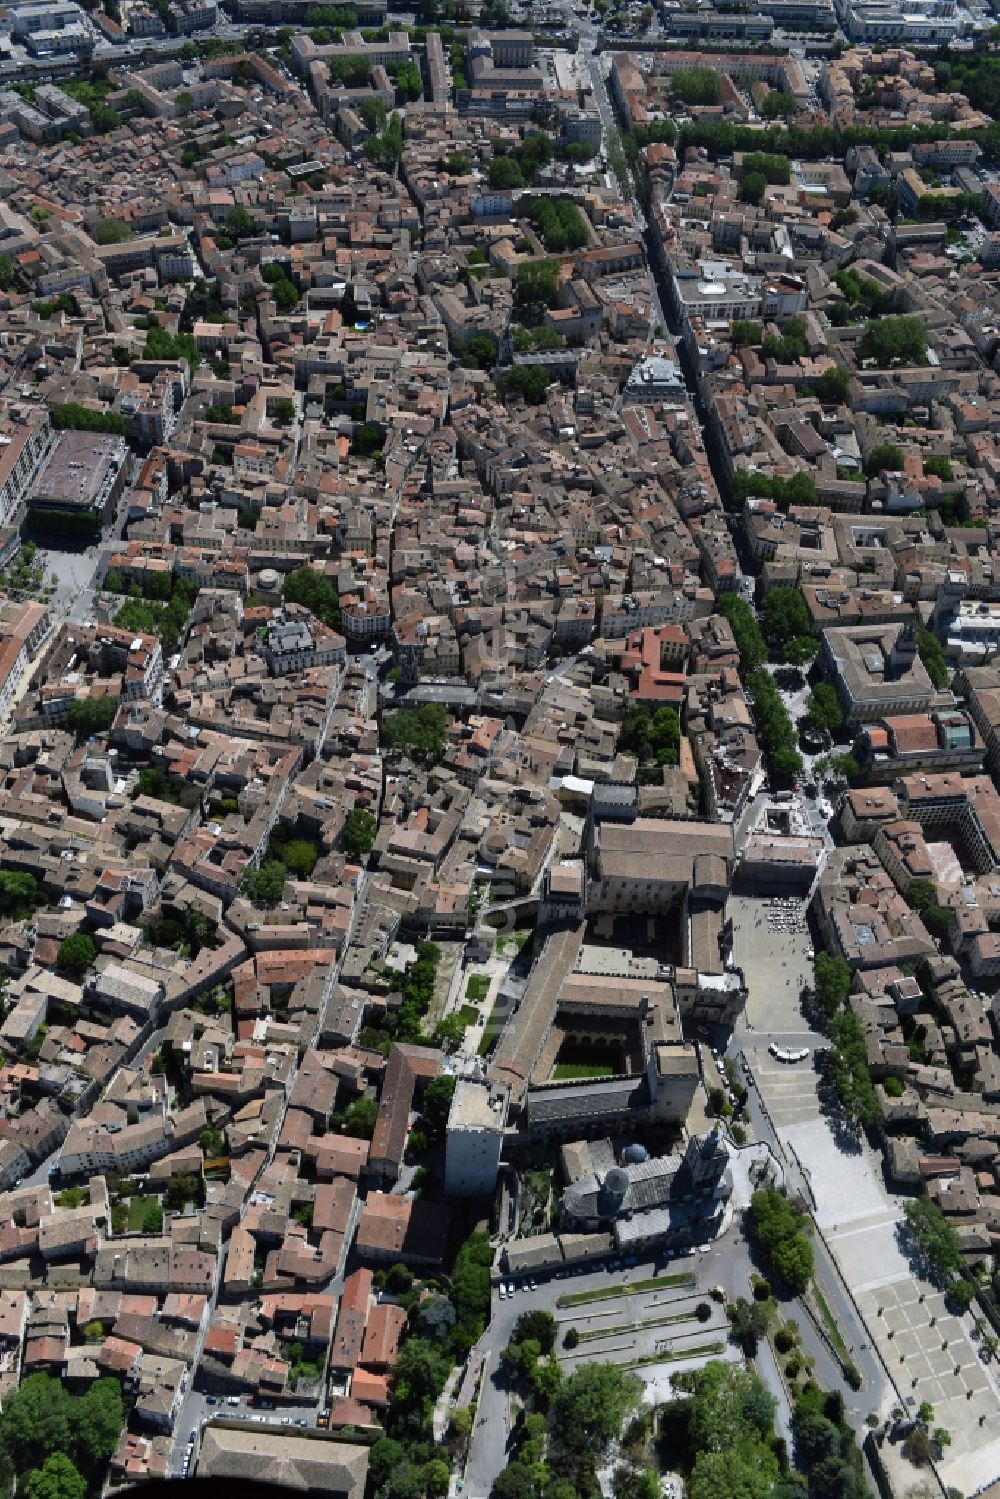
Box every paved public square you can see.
[856,1280,1000,1493]
[729,893,820,1036]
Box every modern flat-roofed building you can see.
[444,1080,507,1197]
[29,429,127,529]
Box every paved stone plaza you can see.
[857,1280,1000,1493]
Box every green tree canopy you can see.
[515,258,559,309]
[383,704,448,763]
[806,683,844,734]
[903,1195,963,1283]
[717,593,767,671]
[57,933,96,979]
[814,951,851,1016]
[421,1073,456,1132]
[761,587,811,646]
[341,1095,377,1139]
[343,806,378,859]
[827,1009,881,1130]
[817,366,851,402]
[550,1363,642,1458]
[283,565,340,627]
[739,170,766,205]
[240,861,287,905]
[866,442,904,476]
[24,1454,86,1499]
[859,316,927,366]
[749,1188,813,1293]
[917,627,949,689]
[488,156,524,189]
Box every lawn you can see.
[557,1272,695,1308]
[465,974,491,1002]
[497,930,531,955]
[620,1342,724,1370]
[553,1062,614,1080]
[455,1003,479,1026]
[812,1285,851,1364]
[127,1195,161,1231]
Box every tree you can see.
[903,1196,963,1283]
[343,806,377,860]
[550,1363,642,1459]
[613,1468,660,1499]
[413,1296,456,1339]
[384,1466,425,1499]
[164,1172,199,1212]
[359,96,387,133]
[383,704,447,762]
[686,1360,776,1463]
[271,397,296,422]
[424,1460,450,1496]
[0,870,38,917]
[827,1009,880,1130]
[806,683,844,734]
[740,170,767,205]
[794,1408,842,1467]
[672,67,720,105]
[385,1262,412,1293]
[391,1335,452,1413]
[240,861,287,905]
[175,90,194,115]
[341,1096,378,1139]
[224,205,255,241]
[924,455,953,482]
[57,933,95,980]
[814,952,851,1016]
[761,587,811,646]
[866,442,904,476]
[690,1446,780,1499]
[421,1073,456,1132]
[771,1234,815,1294]
[917,627,949,689]
[731,320,760,347]
[200,1125,225,1157]
[727,1296,770,1354]
[511,1309,557,1354]
[65,695,118,736]
[92,218,134,245]
[717,593,767,670]
[280,838,319,879]
[784,636,818,666]
[829,752,860,782]
[141,1200,163,1232]
[490,1463,537,1499]
[369,1437,406,1487]
[283,565,340,627]
[24,1455,86,1499]
[749,1188,813,1294]
[817,366,850,402]
[515,259,559,309]
[449,1230,493,1353]
[488,156,524,189]
[859,316,928,367]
